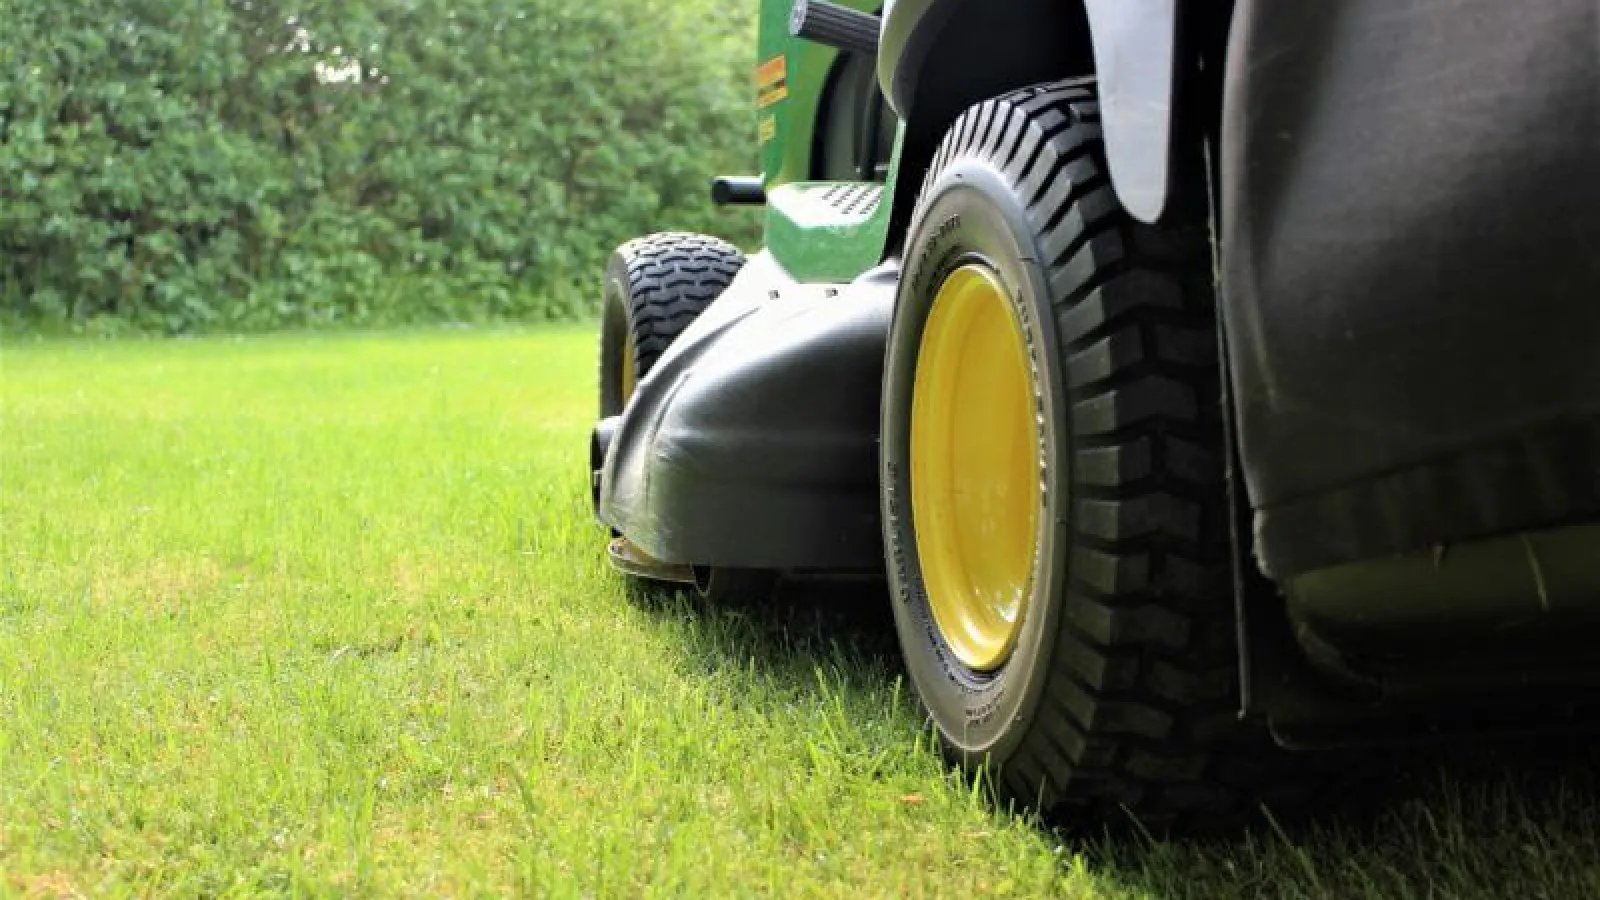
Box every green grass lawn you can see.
[2,327,1597,898]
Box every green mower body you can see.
[590,0,1600,826]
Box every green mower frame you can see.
[588,0,1600,828]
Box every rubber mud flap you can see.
[1219,0,1600,578]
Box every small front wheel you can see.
[595,232,748,589]
[599,232,745,417]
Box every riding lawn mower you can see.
[587,0,1600,828]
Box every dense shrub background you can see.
[0,0,761,332]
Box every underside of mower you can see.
[587,0,1600,827]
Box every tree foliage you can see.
[0,0,761,332]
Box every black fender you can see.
[878,0,1179,226]
[594,252,897,570]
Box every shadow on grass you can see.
[1085,737,1600,899]
[624,574,1600,899]
[622,573,907,685]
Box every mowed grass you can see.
[2,327,1597,898]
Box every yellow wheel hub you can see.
[620,332,638,403]
[910,264,1041,671]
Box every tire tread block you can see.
[616,232,746,373]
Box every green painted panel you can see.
[755,0,883,188]
[764,159,901,282]
[752,1,903,284]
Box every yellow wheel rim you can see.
[910,264,1041,672]
[620,332,638,403]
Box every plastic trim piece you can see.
[878,0,1177,223]
[1080,0,1174,223]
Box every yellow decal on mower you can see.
[756,55,789,108]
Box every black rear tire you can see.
[881,81,1313,830]
[599,232,745,417]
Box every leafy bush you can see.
[0,0,762,332]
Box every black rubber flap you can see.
[1219,0,1600,578]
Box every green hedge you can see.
[0,0,761,332]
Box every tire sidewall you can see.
[883,159,1073,761]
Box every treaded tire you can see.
[599,232,745,417]
[881,81,1312,831]
[595,232,777,602]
